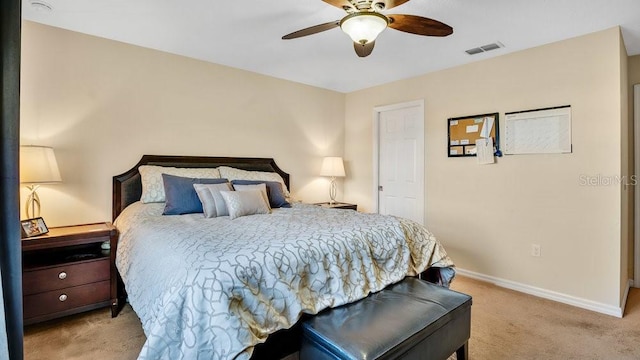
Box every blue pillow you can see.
[231,180,291,208]
[162,174,229,215]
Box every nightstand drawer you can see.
[23,258,110,296]
[23,280,110,320]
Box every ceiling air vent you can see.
[465,47,484,55]
[465,42,504,55]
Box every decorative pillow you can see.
[232,180,291,208]
[218,166,289,197]
[193,182,233,218]
[232,183,271,210]
[139,165,222,203]
[220,190,271,220]
[162,174,229,215]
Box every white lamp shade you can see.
[340,12,388,44]
[320,157,346,177]
[20,145,62,184]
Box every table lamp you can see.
[20,145,62,219]
[320,157,345,204]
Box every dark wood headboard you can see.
[112,155,290,221]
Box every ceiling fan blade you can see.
[282,20,341,40]
[373,0,410,10]
[388,14,453,37]
[322,0,355,11]
[354,40,375,57]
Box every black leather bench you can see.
[300,277,472,360]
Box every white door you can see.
[374,100,425,224]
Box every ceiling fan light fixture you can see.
[340,12,388,44]
[30,0,53,12]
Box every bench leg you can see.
[456,341,468,360]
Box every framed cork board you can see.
[448,112,499,157]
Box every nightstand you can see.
[21,222,118,325]
[314,202,358,211]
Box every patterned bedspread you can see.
[115,202,454,360]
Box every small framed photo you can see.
[21,217,49,238]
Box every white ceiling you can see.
[23,0,640,93]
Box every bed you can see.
[112,155,455,360]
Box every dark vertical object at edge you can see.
[0,0,24,359]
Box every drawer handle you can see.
[58,272,67,280]
[59,294,68,302]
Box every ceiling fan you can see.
[282,0,453,57]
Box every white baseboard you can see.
[455,268,624,318]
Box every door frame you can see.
[372,99,425,222]
[634,84,640,287]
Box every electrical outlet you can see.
[531,244,541,257]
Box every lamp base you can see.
[25,185,41,219]
[329,177,337,205]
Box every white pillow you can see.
[220,190,271,220]
[217,166,289,197]
[193,183,233,218]
[232,183,271,210]
[139,165,221,203]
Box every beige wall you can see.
[344,28,626,307]
[20,21,346,227]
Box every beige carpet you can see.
[451,277,640,359]
[24,305,145,360]
[24,276,640,359]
